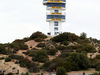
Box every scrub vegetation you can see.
[0,31,100,74]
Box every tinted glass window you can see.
[54,22,58,26]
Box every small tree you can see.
[80,32,87,39]
[56,67,66,75]
[67,53,90,70]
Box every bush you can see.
[98,50,100,53]
[96,55,100,59]
[47,49,57,55]
[56,67,66,75]
[76,44,96,53]
[19,59,39,73]
[9,54,24,60]
[35,38,44,42]
[7,73,14,75]
[0,45,9,55]
[95,62,100,71]
[25,50,35,56]
[96,65,100,71]
[5,57,12,62]
[56,45,66,50]
[66,53,90,70]
[37,43,46,47]
[19,58,31,67]
[30,31,47,40]
[28,63,40,73]
[67,45,78,50]
[32,50,48,62]
[57,61,72,72]
[9,39,28,51]
[43,58,72,72]
[62,41,69,45]
[21,72,29,75]
[0,57,5,60]
[42,61,51,70]
[51,32,79,42]
[80,32,87,39]
[58,52,70,58]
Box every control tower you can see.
[43,0,66,36]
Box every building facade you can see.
[43,0,66,36]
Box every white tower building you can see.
[43,0,66,36]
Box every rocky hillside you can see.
[0,31,100,75]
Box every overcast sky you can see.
[0,0,100,43]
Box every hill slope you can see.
[0,32,100,74]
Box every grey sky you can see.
[0,0,100,43]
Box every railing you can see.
[51,13,62,15]
[51,18,62,21]
[44,0,66,2]
[51,6,62,9]
[48,0,63,2]
[46,12,66,15]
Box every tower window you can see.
[54,27,58,31]
[54,32,59,35]
[55,10,59,13]
[54,22,58,26]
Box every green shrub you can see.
[7,73,14,75]
[76,44,96,53]
[96,65,100,71]
[9,54,24,60]
[67,45,78,50]
[28,63,40,73]
[62,41,69,45]
[95,62,100,71]
[57,61,72,72]
[66,53,90,70]
[25,50,35,57]
[98,50,100,53]
[80,32,87,39]
[58,52,70,58]
[0,45,9,55]
[9,39,28,51]
[51,32,79,42]
[19,58,31,67]
[30,31,47,40]
[34,38,44,42]
[56,67,66,75]
[47,49,57,55]
[32,50,48,62]
[21,72,29,75]
[43,58,72,72]
[56,45,66,50]
[0,57,5,60]
[96,55,100,59]
[42,61,51,70]
[19,59,39,73]
[37,43,46,47]
[10,42,28,51]
[5,57,12,62]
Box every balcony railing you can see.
[51,13,62,15]
[43,0,66,2]
[51,6,62,9]
[48,0,63,3]
[51,18,62,21]
[46,12,66,15]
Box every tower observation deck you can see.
[43,0,66,36]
